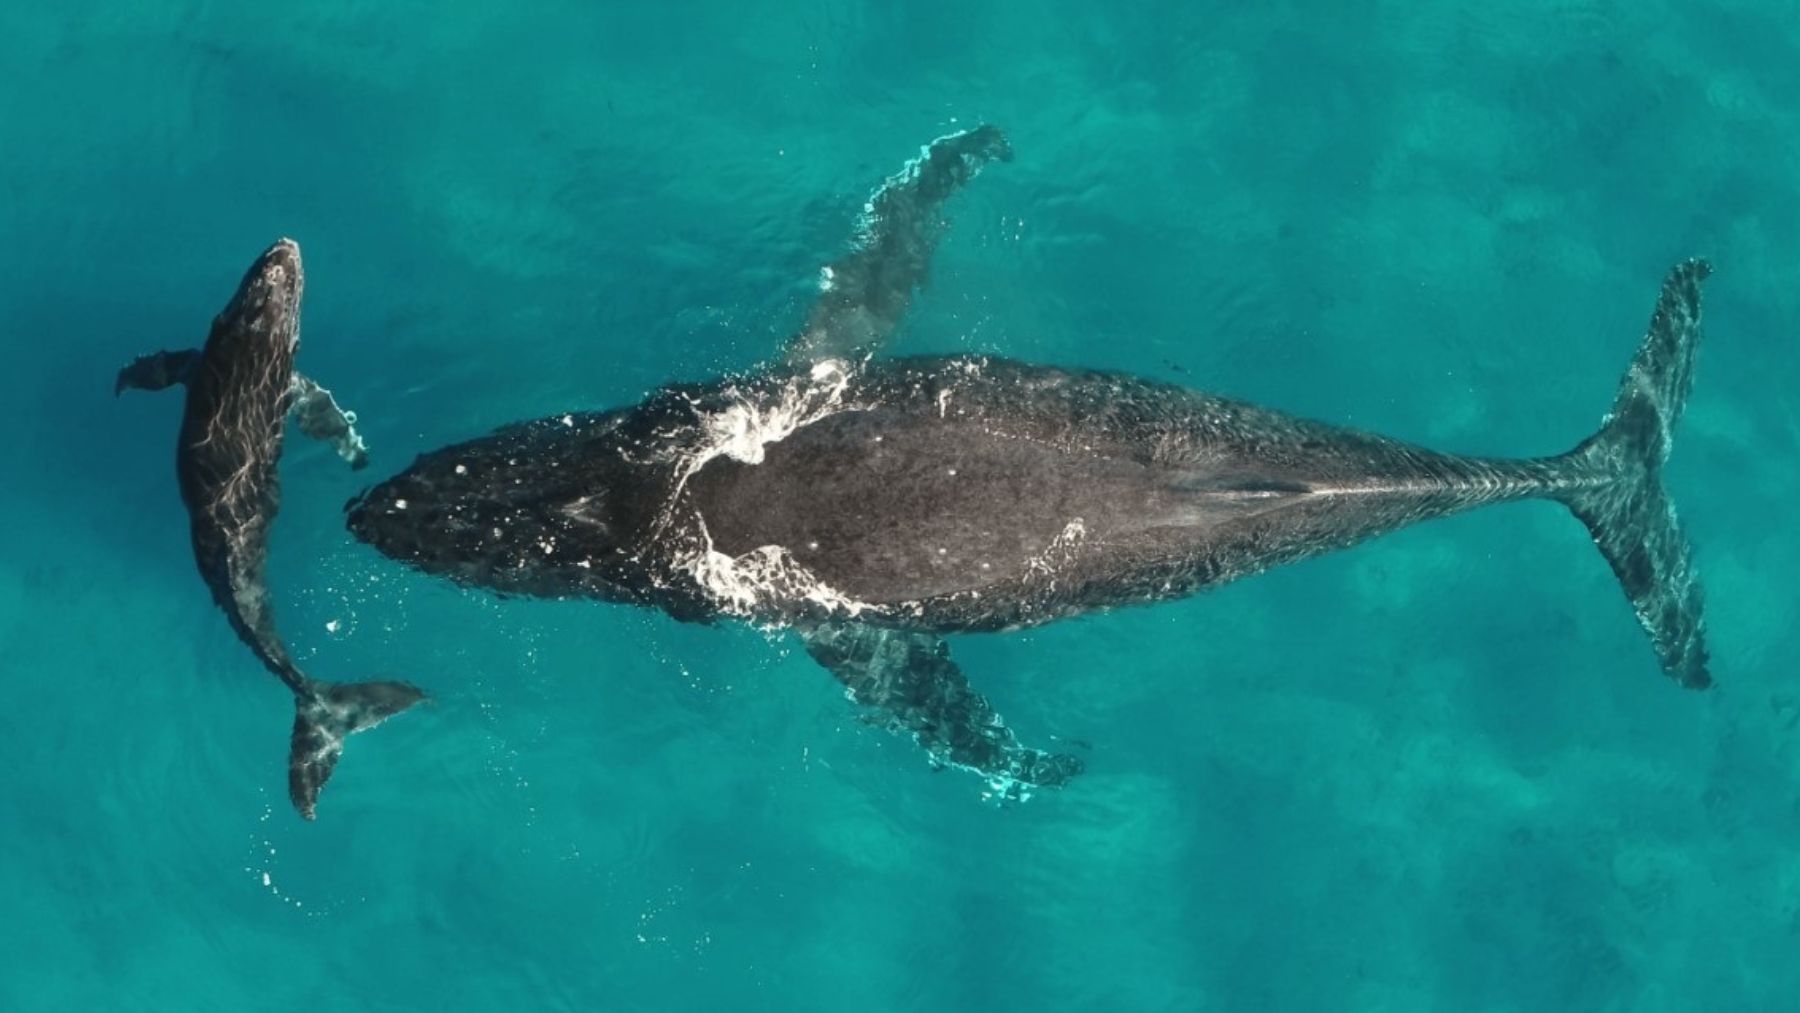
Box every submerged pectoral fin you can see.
[784,125,1013,365]
[798,622,1081,798]
[115,348,201,396]
[288,372,370,469]
[288,677,427,819]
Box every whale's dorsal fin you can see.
[783,125,1012,366]
[797,620,1081,799]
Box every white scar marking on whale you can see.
[1024,518,1088,588]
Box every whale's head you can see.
[173,238,308,496]
[346,417,650,601]
[217,237,304,355]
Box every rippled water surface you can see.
[3,3,1798,1010]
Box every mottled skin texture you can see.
[119,239,421,819]
[347,125,1712,797]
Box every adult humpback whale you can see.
[119,239,423,818]
[349,126,1712,799]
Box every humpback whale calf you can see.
[119,239,423,818]
[349,126,1712,799]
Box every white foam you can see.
[689,358,852,468]
[644,358,895,621]
[683,515,875,620]
[1025,518,1088,584]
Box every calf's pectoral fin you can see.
[289,372,370,470]
[798,621,1082,798]
[115,348,201,396]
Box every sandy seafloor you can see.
[2,3,1797,1011]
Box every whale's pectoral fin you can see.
[798,621,1081,799]
[784,125,1013,365]
[288,373,370,470]
[115,348,201,396]
[288,677,427,820]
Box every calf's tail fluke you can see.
[1554,259,1711,689]
[288,678,427,820]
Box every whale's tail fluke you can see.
[1554,259,1711,689]
[288,678,427,820]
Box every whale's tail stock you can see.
[1550,259,1712,689]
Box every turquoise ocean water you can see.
[3,4,1798,1010]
